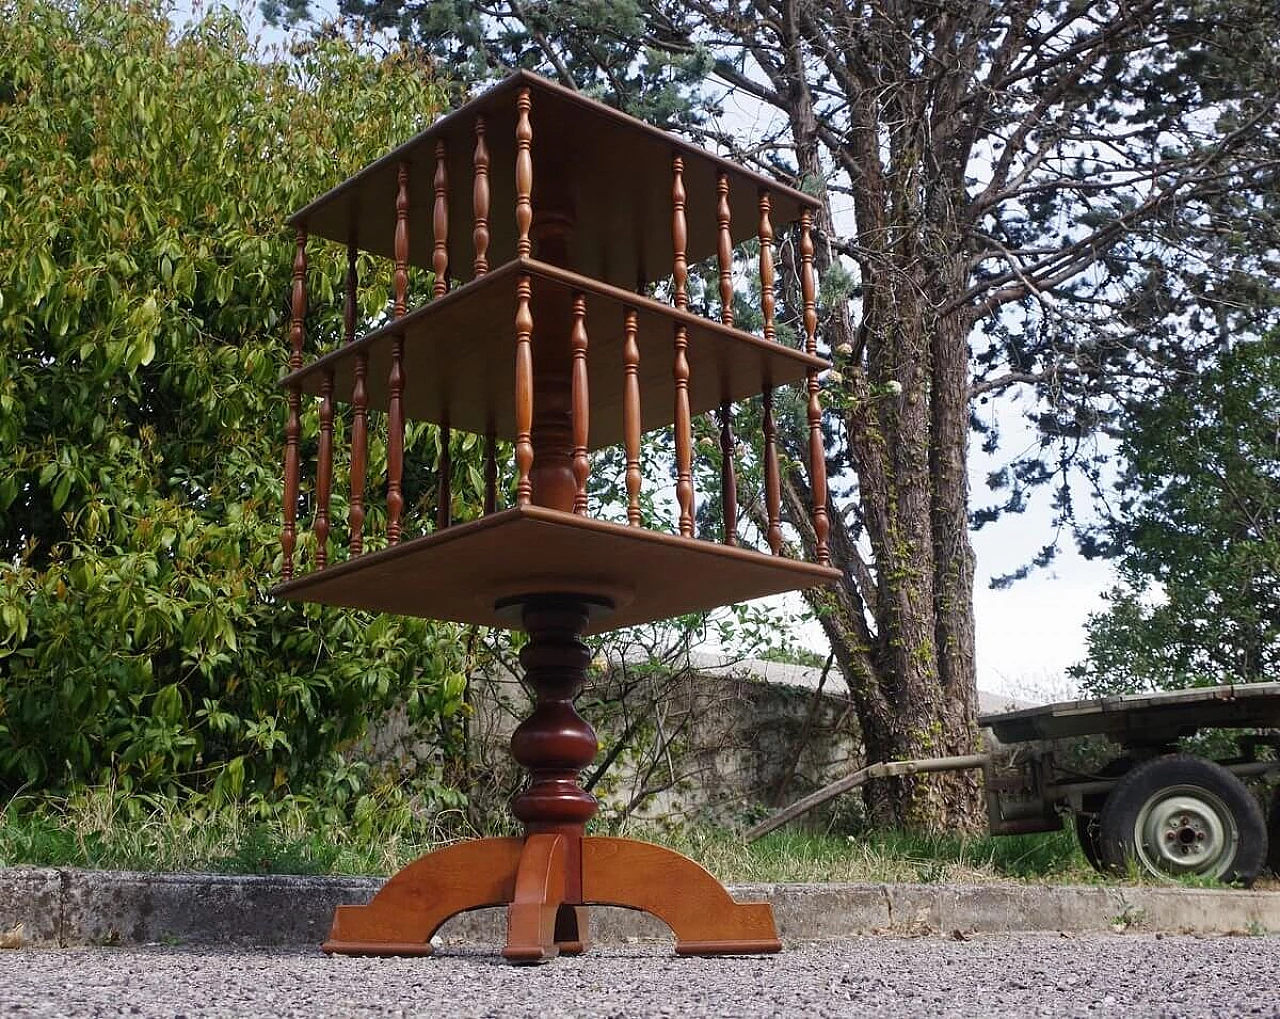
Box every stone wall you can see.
[464,659,864,830]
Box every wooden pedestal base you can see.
[324,595,778,963]
[322,833,780,962]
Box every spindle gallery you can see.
[272,71,839,963]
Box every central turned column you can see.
[510,597,599,834]
[504,198,602,958]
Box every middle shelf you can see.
[283,256,827,447]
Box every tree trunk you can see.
[772,44,983,830]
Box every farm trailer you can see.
[746,682,1280,884]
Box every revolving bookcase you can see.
[272,70,840,963]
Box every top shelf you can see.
[287,70,819,293]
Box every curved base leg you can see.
[582,836,781,955]
[503,834,567,964]
[323,837,524,956]
[554,904,590,955]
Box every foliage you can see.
[0,0,489,811]
[0,787,1097,883]
[1070,334,1280,694]
[268,0,1280,831]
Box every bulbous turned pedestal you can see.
[321,594,782,963]
[508,596,602,831]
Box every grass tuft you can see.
[5,788,1271,889]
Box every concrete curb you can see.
[1,868,1276,948]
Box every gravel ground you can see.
[0,934,1277,1018]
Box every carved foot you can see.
[503,833,568,964]
[582,836,781,955]
[553,904,590,955]
[322,837,523,956]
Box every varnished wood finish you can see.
[514,274,534,506]
[673,324,693,537]
[281,399,300,581]
[349,350,369,556]
[289,71,819,293]
[570,293,590,515]
[325,830,779,958]
[515,88,533,259]
[553,904,590,956]
[433,141,449,297]
[716,171,734,326]
[752,190,773,345]
[582,838,780,955]
[273,504,839,634]
[386,334,406,545]
[289,229,307,373]
[437,423,452,531]
[801,211,830,565]
[622,307,641,526]
[281,228,306,581]
[322,591,779,962]
[285,260,826,448]
[279,67,841,969]
[510,597,599,827]
[503,833,568,963]
[323,836,524,955]
[671,155,688,311]
[758,190,776,343]
[763,385,782,555]
[484,431,498,515]
[314,370,334,568]
[346,242,368,556]
[473,115,490,276]
[719,402,737,546]
[394,163,409,318]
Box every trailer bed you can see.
[979,682,1280,745]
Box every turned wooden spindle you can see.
[672,155,688,311]
[437,423,452,530]
[281,227,307,581]
[570,293,590,515]
[473,115,490,277]
[346,243,368,556]
[314,370,334,568]
[515,274,534,506]
[484,431,498,515]
[387,165,410,544]
[716,172,734,326]
[674,324,694,537]
[515,88,533,259]
[394,162,410,317]
[719,402,737,546]
[287,231,307,367]
[622,307,642,526]
[433,141,449,297]
[349,350,369,555]
[758,190,776,343]
[801,211,830,566]
[387,334,406,545]
[763,385,782,555]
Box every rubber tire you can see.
[1074,757,1133,873]
[1097,754,1267,886]
[1267,787,1280,877]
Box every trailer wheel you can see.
[1074,757,1133,873]
[1098,754,1267,886]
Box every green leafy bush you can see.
[0,1,481,814]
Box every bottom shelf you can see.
[271,505,840,634]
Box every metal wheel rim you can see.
[1133,785,1239,879]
